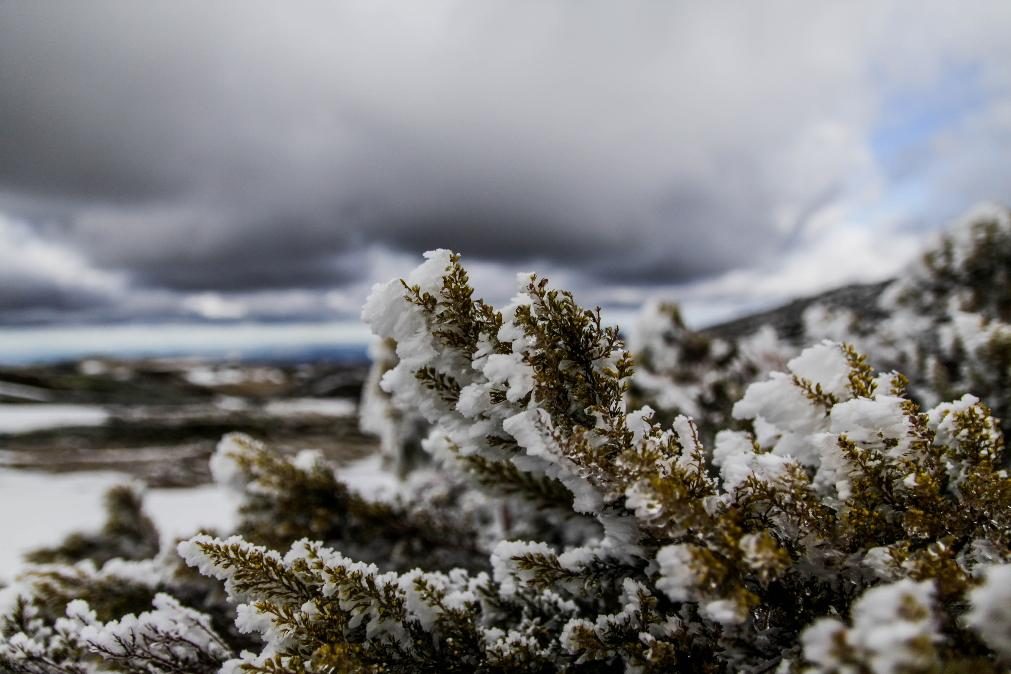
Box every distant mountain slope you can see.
[704,279,892,344]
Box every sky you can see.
[1,1,1010,352]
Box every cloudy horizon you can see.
[2,1,1010,344]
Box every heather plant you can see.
[360,337,431,478]
[208,432,487,573]
[2,248,1009,673]
[636,204,1011,453]
[875,204,1011,433]
[794,204,1011,448]
[0,478,248,673]
[631,301,793,440]
[25,484,159,567]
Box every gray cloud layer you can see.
[1,1,1010,322]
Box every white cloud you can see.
[0,214,124,313]
[181,293,248,320]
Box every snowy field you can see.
[263,397,358,418]
[0,365,384,582]
[0,453,396,584]
[0,404,109,434]
[0,469,238,583]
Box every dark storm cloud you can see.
[0,1,1009,321]
[124,222,367,292]
[0,280,106,314]
[52,199,370,292]
[0,2,823,291]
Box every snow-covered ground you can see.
[0,382,53,403]
[0,404,109,434]
[0,452,395,584]
[334,453,400,500]
[0,469,238,583]
[264,397,357,418]
[145,483,242,547]
[184,365,287,388]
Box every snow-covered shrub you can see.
[631,301,793,439]
[802,579,941,674]
[360,337,431,478]
[2,248,1009,672]
[0,554,235,673]
[210,432,486,572]
[637,204,1011,455]
[793,204,1011,446]
[172,251,1007,672]
[25,483,159,567]
[877,204,1011,429]
[0,417,487,671]
[965,564,1011,660]
[0,478,244,673]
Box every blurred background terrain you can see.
[0,356,372,487]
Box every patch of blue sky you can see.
[870,61,986,177]
[859,61,993,237]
